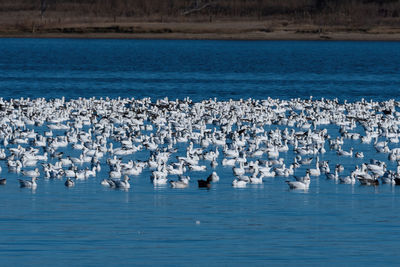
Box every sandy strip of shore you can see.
[1,21,400,41]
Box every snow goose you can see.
[167,161,186,175]
[18,177,38,189]
[114,175,131,189]
[357,173,379,186]
[109,166,122,179]
[249,173,263,184]
[189,164,207,172]
[233,162,246,176]
[152,176,168,186]
[8,160,22,173]
[101,178,116,188]
[355,152,364,158]
[170,176,190,189]
[326,168,339,180]
[208,171,219,182]
[319,161,330,174]
[339,173,356,184]
[22,168,40,178]
[232,178,248,188]
[84,167,97,178]
[308,158,321,177]
[381,171,396,185]
[74,170,86,180]
[337,147,353,157]
[222,158,236,166]
[297,156,313,165]
[286,173,310,190]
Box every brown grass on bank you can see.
[0,0,399,38]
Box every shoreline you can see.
[1,22,400,41]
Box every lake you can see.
[0,39,400,266]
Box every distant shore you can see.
[1,21,400,41]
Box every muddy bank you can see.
[1,21,400,41]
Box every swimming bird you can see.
[101,178,116,187]
[297,156,313,165]
[208,171,219,182]
[170,176,190,189]
[287,170,311,190]
[232,178,248,188]
[114,175,131,189]
[0,178,6,185]
[21,168,40,178]
[153,176,168,186]
[336,147,353,157]
[198,175,212,188]
[326,169,339,180]
[189,164,207,172]
[18,177,38,189]
[249,172,263,184]
[308,158,321,177]
[64,178,75,187]
[274,164,294,177]
[286,174,310,190]
[355,152,364,158]
[380,171,396,185]
[233,162,245,176]
[319,160,330,174]
[336,164,345,173]
[339,173,356,184]
[357,173,379,186]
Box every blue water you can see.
[1,39,400,102]
[1,39,400,266]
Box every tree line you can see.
[1,0,399,24]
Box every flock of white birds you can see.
[0,96,399,191]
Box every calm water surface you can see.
[0,39,400,265]
[0,39,399,102]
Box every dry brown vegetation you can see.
[0,0,399,38]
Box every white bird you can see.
[152,176,168,186]
[287,171,311,190]
[357,173,379,186]
[286,176,310,190]
[189,164,207,172]
[114,175,131,189]
[337,147,353,157]
[109,168,122,179]
[381,171,396,185]
[208,171,219,182]
[232,178,247,188]
[64,167,77,178]
[233,162,245,176]
[297,156,313,165]
[22,168,40,177]
[326,169,339,180]
[18,177,38,189]
[170,176,190,188]
[308,160,321,176]
[249,173,263,184]
[222,158,236,166]
[101,178,116,187]
[339,173,356,184]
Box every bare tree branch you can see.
[182,1,215,16]
[40,0,47,21]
